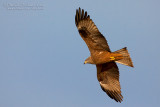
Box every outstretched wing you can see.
[75,7,110,52]
[96,62,123,102]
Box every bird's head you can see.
[84,60,89,64]
[84,56,94,64]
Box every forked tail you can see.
[114,47,134,67]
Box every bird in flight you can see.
[75,7,134,103]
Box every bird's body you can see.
[87,50,123,64]
[75,7,133,103]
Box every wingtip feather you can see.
[75,8,90,26]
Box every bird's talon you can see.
[110,57,115,60]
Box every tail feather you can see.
[114,47,134,67]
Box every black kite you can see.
[75,8,133,103]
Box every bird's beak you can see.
[84,61,87,64]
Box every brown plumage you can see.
[75,7,133,103]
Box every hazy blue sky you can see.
[0,0,160,107]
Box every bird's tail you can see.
[114,47,134,67]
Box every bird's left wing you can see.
[96,62,123,102]
[75,7,111,52]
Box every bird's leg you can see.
[110,57,115,60]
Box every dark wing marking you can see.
[96,62,123,102]
[75,7,110,52]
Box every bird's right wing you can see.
[96,62,123,102]
[75,8,111,52]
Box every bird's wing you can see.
[96,62,123,102]
[75,8,110,52]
